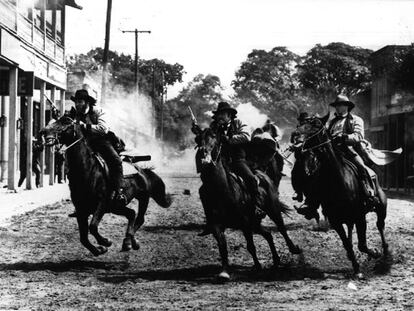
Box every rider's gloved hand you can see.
[191,122,201,135]
[332,134,345,145]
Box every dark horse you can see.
[42,116,172,256]
[197,128,301,281]
[296,115,388,277]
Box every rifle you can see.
[43,94,59,118]
[188,106,198,125]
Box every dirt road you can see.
[0,176,413,310]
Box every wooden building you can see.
[0,0,81,190]
[370,45,414,193]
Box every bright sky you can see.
[65,0,414,97]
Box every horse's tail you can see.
[143,168,172,208]
[256,170,291,216]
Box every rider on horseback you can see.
[192,101,261,236]
[297,94,378,220]
[69,89,127,206]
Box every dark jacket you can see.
[69,107,108,138]
[210,119,250,161]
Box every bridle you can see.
[300,120,332,153]
[44,117,84,154]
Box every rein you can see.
[301,126,331,153]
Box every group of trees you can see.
[69,42,414,148]
[232,42,373,128]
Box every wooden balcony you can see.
[0,0,65,66]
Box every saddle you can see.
[94,151,151,179]
[342,157,379,197]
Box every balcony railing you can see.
[0,0,65,66]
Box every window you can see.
[34,0,45,29]
[56,9,62,44]
[18,0,33,20]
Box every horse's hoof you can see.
[131,237,140,250]
[121,238,132,252]
[93,246,108,256]
[217,271,230,282]
[355,273,365,280]
[290,245,302,255]
[99,238,112,247]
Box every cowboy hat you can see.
[212,101,237,117]
[329,94,355,110]
[70,89,97,105]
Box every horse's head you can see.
[41,115,78,147]
[196,128,219,165]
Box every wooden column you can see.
[7,67,18,190]
[48,87,56,185]
[39,81,46,187]
[0,96,8,183]
[59,89,65,113]
[25,96,33,189]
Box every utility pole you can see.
[101,0,112,105]
[121,29,151,93]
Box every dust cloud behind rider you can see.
[69,89,126,205]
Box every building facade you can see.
[0,0,80,190]
[370,45,414,193]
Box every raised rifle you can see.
[43,94,60,118]
[188,106,198,125]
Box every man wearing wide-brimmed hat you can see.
[192,101,262,236]
[69,89,126,207]
[296,94,378,220]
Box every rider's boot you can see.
[361,177,379,213]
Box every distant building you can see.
[370,45,414,193]
[0,0,81,189]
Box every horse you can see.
[295,115,388,277]
[42,116,172,256]
[197,128,301,281]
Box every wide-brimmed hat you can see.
[212,102,237,117]
[329,94,355,110]
[70,89,96,105]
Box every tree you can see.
[160,74,224,147]
[67,48,185,95]
[232,47,306,126]
[298,42,373,101]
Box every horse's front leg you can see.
[211,225,230,282]
[242,229,262,271]
[89,202,112,248]
[356,217,381,259]
[77,215,108,256]
[332,222,361,277]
